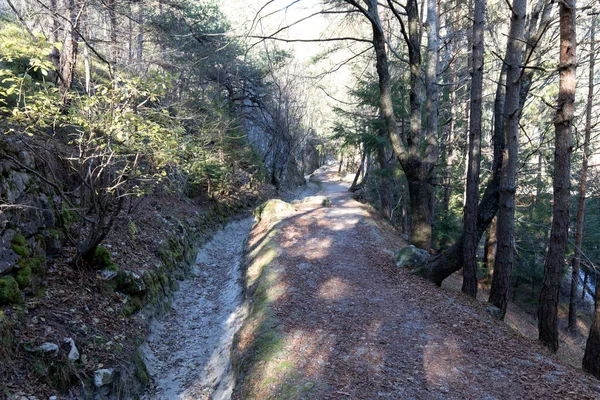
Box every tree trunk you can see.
[408,177,433,249]
[137,4,144,63]
[377,115,392,220]
[462,0,486,297]
[538,0,576,352]
[442,70,456,218]
[51,0,60,43]
[350,145,365,191]
[583,275,600,378]
[84,46,91,94]
[424,0,439,238]
[583,270,589,299]
[488,0,527,318]
[569,14,595,332]
[128,4,133,64]
[362,0,439,249]
[59,0,82,103]
[483,216,497,283]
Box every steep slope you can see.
[234,164,600,399]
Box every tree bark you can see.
[350,144,365,191]
[59,0,82,103]
[442,62,457,218]
[377,114,392,220]
[488,0,527,318]
[424,0,439,239]
[51,0,60,43]
[110,0,117,60]
[462,0,486,297]
[584,274,600,377]
[569,14,595,332]
[538,0,576,352]
[483,216,497,283]
[137,4,144,63]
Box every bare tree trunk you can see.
[462,0,485,297]
[51,0,60,42]
[350,0,438,249]
[350,145,365,191]
[584,273,600,377]
[137,4,144,63]
[538,0,576,352]
[403,0,435,250]
[483,216,497,283]
[59,0,82,103]
[109,0,117,65]
[128,4,133,65]
[487,0,527,318]
[569,14,595,332]
[424,0,439,236]
[377,114,392,220]
[84,46,91,94]
[442,75,456,217]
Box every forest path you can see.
[235,163,600,399]
[141,218,254,400]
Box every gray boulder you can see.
[0,230,19,276]
[63,337,80,361]
[94,368,115,388]
[486,305,503,320]
[393,245,430,270]
[115,270,146,294]
[36,342,59,356]
[253,199,295,223]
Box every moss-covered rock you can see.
[10,232,30,258]
[133,348,150,386]
[253,199,295,223]
[19,254,45,276]
[115,270,146,295]
[90,245,112,269]
[14,265,31,289]
[0,276,20,304]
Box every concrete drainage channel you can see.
[141,217,254,400]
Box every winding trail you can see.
[235,164,600,399]
[142,218,253,400]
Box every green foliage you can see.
[0,276,20,305]
[0,24,59,125]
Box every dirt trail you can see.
[235,164,600,399]
[142,218,253,400]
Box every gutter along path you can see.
[141,218,253,400]
[233,163,600,399]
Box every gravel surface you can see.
[142,217,253,400]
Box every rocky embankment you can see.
[0,135,268,399]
